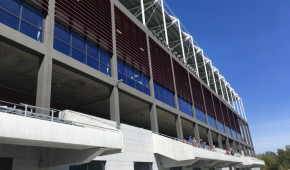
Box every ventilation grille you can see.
[173,60,192,103]
[115,7,149,76]
[190,75,206,112]
[55,0,112,52]
[149,38,174,92]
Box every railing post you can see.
[51,110,54,122]
[24,104,27,117]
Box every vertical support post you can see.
[175,115,183,140]
[36,0,55,114]
[202,52,210,86]
[217,134,223,149]
[207,129,213,149]
[240,99,247,121]
[140,0,146,26]
[226,137,230,150]
[147,35,159,133]
[187,72,196,118]
[219,74,225,99]
[229,88,235,109]
[161,0,168,45]
[178,19,186,64]
[245,124,254,147]
[210,62,218,94]
[193,122,200,141]
[191,37,199,77]
[224,83,230,104]
[238,99,244,119]
[110,1,120,126]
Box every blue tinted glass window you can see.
[226,126,232,136]
[208,115,217,128]
[20,21,42,41]
[0,9,19,29]
[118,62,125,74]
[126,67,134,79]
[54,24,70,43]
[87,43,99,59]
[54,39,70,55]
[72,34,85,52]
[87,57,99,70]
[0,0,21,16]
[100,64,110,76]
[143,77,149,88]
[154,82,175,107]
[22,6,43,29]
[100,51,110,66]
[178,97,192,117]
[135,72,142,84]
[72,48,86,63]
[195,108,206,123]
[218,121,225,132]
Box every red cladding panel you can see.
[227,107,235,130]
[213,95,224,123]
[190,75,206,112]
[149,38,174,92]
[55,0,112,52]
[202,86,216,118]
[173,60,192,103]
[221,102,231,128]
[115,7,149,76]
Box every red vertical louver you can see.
[221,102,231,128]
[29,0,49,11]
[172,60,192,103]
[227,107,235,130]
[115,7,149,76]
[55,0,112,52]
[212,95,224,123]
[149,38,174,92]
[233,112,241,133]
[190,75,206,112]
[202,86,216,118]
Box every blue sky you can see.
[165,0,290,154]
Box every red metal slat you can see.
[190,75,206,112]
[149,38,174,92]
[213,95,224,123]
[202,86,216,118]
[115,7,149,76]
[173,60,192,103]
[221,103,231,128]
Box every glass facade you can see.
[154,82,175,107]
[217,121,225,133]
[134,162,152,170]
[226,126,232,136]
[208,115,217,128]
[232,130,237,139]
[0,0,44,42]
[117,61,150,95]
[69,161,105,170]
[195,108,206,123]
[54,24,111,76]
[237,133,242,141]
[178,97,192,116]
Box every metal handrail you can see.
[0,100,119,132]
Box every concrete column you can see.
[226,137,230,150]
[217,134,223,149]
[187,72,196,118]
[207,129,214,149]
[245,124,254,147]
[146,35,159,133]
[242,122,251,146]
[36,0,55,113]
[150,104,159,133]
[109,1,120,126]
[232,141,237,152]
[36,56,52,114]
[193,122,200,141]
[175,115,183,140]
[239,119,247,144]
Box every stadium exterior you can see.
[0,0,264,170]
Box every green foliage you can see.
[257,145,290,170]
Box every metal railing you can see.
[0,100,119,132]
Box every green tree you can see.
[257,145,290,170]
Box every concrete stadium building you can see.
[0,0,264,169]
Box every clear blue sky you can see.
[165,0,290,154]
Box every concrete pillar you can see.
[245,124,254,147]
[207,129,214,149]
[146,35,159,133]
[239,119,247,144]
[36,56,52,115]
[150,104,159,132]
[175,115,183,140]
[226,137,230,150]
[193,122,200,141]
[36,0,55,114]
[217,134,223,149]
[109,1,120,126]
[232,141,237,152]
[187,72,196,118]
